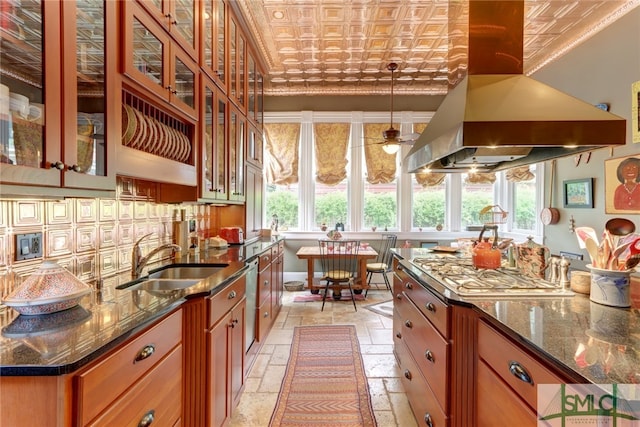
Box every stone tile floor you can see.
[229,288,419,427]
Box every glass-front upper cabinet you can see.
[63,0,108,187]
[202,0,225,88]
[124,1,197,119]
[229,105,245,202]
[229,17,237,101]
[137,0,197,60]
[202,78,228,201]
[1,0,115,192]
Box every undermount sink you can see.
[120,278,202,292]
[148,265,227,280]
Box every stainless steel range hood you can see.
[406,1,626,173]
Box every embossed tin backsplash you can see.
[0,198,215,301]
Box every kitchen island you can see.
[391,248,639,426]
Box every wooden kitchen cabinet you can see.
[201,77,228,201]
[228,105,245,202]
[201,0,226,89]
[1,0,116,195]
[393,260,450,426]
[76,309,183,426]
[244,164,263,240]
[207,275,246,427]
[123,1,198,120]
[137,0,198,61]
[476,320,569,427]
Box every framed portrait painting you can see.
[605,155,640,214]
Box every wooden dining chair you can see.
[317,239,360,311]
[366,233,397,296]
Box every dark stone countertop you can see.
[392,248,640,385]
[0,237,283,376]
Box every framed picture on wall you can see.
[563,178,594,208]
[605,155,640,213]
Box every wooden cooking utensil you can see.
[585,237,599,267]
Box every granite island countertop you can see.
[0,237,283,376]
[392,248,640,385]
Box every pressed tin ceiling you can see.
[237,0,640,96]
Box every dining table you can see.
[295,244,378,296]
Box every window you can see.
[263,111,542,237]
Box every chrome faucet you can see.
[131,233,181,278]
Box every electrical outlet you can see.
[15,232,43,261]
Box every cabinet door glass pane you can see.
[174,0,195,50]
[1,0,44,168]
[216,98,226,195]
[229,110,237,193]
[203,0,213,69]
[216,0,225,83]
[204,86,213,192]
[257,73,263,124]
[248,55,255,120]
[230,19,236,98]
[76,0,105,176]
[132,16,164,88]
[174,56,194,108]
[238,35,245,105]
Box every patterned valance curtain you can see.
[465,172,496,184]
[313,123,351,185]
[412,123,447,187]
[363,123,396,184]
[264,123,300,185]
[506,166,535,182]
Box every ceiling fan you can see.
[367,62,419,154]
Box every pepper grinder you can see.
[559,257,571,289]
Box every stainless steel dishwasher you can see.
[244,258,259,353]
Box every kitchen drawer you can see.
[88,345,183,426]
[478,320,565,410]
[208,275,246,327]
[397,294,449,410]
[477,359,536,427]
[258,250,272,271]
[258,268,271,305]
[396,340,448,427]
[77,310,182,425]
[394,264,449,338]
[256,299,271,342]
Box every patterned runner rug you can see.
[269,325,377,427]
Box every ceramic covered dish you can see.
[2,261,91,315]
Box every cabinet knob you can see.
[509,361,533,385]
[425,302,436,312]
[403,369,412,380]
[137,409,155,427]
[228,290,237,299]
[134,344,156,363]
[67,164,81,172]
[263,280,269,287]
[264,311,269,318]
[404,282,413,290]
[424,413,433,427]
[425,350,435,363]
[395,332,402,339]
[395,293,402,300]
[404,320,413,329]
[49,161,65,170]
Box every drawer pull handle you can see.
[396,332,402,339]
[425,302,436,312]
[134,345,155,363]
[138,409,155,427]
[396,293,402,300]
[425,350,435,363]
[404,369,412,380]
[424,413,433,427]
[263,280,270,287]
[509,361,533,385]
[230,318,238,328]
[404,320,413,328]
[264,312,269,318]
[228,290,237,300]
[404,282,413,290]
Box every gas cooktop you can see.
[411,256,574,298]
